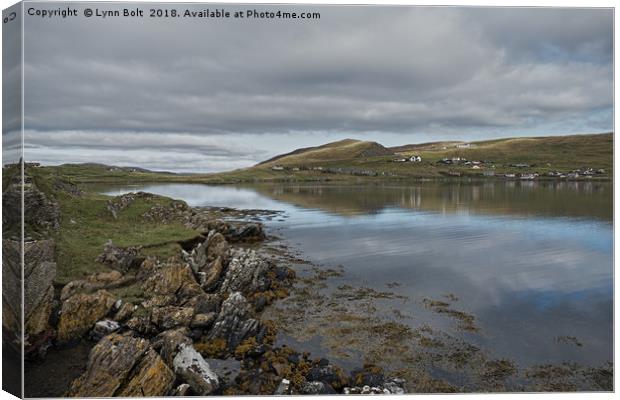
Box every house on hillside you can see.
[271,165,285,171]
[409,155,422,162]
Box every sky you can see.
[4,4,613,172]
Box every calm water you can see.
[101,181,613,370]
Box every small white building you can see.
[271,165,284,171]
[409,155,422,162]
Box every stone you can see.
[173,343,219,395]
[113,302,135,322]
[96,240,143,272]
[171,383,192,396]
[57,290,117,342]
[90,319,120,340]
[220,249,272,295]
[208,292,261,350]
[182,293,221,314]
[205,231,229,262]
[116,349,176,396]
[300,381,336,394]
[68,334,149,396]
[274,378,291,395]
[191,312,216,329]
[151,306,194,330]
[152,328,193,366]
[142,263,203,301]
[229,223,265,242]
[201,257,223,291]
[60,270,124,301]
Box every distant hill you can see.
[258,139,394,166]
[390,141,465,153]
[59,163,177,175]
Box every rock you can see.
[274,378,291,395]
[383,378,406,394]
[126,315,158,336]
[171,383,192,396]
[90,319,120,340]
[152,328,193,366]
[96,240,143,272]
[142,263,203,301]
[205,231,229,262]
[173,343,220,395]
[57,290,117,342]
[208,292,261,351]
[60,270,124,301]
[151,306,194,330]
[201,257,224,291]
[116,349,176,396]
[220,249,272,295]
[183,293,222,314]
[300,381,336,394]
[2,240,22,349]
[229,223,265,242]
[191,312,216,329]
[68,333,174,397]
[113,302,135,322]
[351,364,385,387]
[307,364,349,390]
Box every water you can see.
[99,181,613,372]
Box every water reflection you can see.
[96,181,613,370]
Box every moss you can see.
[233,337,257,359]
[195,338,228,358]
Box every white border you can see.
[0,1,616,400]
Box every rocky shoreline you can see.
[8,171,406,397]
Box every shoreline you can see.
[9,166,614,395]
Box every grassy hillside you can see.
[258,139,394,166]
[24,132,612,184]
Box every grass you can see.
[27,132,612,185]
[27,168,200,285]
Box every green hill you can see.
[258,139,394,166]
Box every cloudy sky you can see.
[10,4,614,172]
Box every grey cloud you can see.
[13,4,613,171]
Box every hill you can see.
[258,139,394,166]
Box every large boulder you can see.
[142,263,203,302]
[220,249,272,295]
[68,333,175,397]
[208,292,261,351]
[151,306,194,330]
[57,290,117,342]
[2,239,22,350]
[173,343,220,395]
[96,240,143,272]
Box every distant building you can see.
[271,165,285,171]
[409,155,422,162]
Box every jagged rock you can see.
[208,292,261,350]
[125,315,158,336]
[229,223,265,242]
[113,302,136,322]
[383,378,406,394]
[205,231,229,262]
[152,328,193,366]
[151,306,194,330]
[173,343,220,395]
[200,257,224,291]
[60,270,125,301]
[220,249,272,295]
[182,293,222,314]
[116,349,176,396]
[142,263,203,302]
[90,320,120,340]
[96,240,143,272]
[300,381,336,394]
[191,313,216,329]
[344,377,406,395]
[274,378,292,395]
[307,363,349,390]
[171,383,192,396]
[68,333,174,397]
[57,290,117,342]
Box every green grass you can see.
[28,168,200,285]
